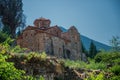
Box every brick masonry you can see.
[17,17,82,60]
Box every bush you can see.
[27,51,47,61]
[23,75,45,80]
[110,65,120,75]
[0,53,25,80]
[86,59,106,70]
[10,45,26,53]
[63,59,106,70]
[63,59,85,69]
[0,42,45,80]
[0,31,10,43]
[94,51,120,63]
[85,72,105,80]
[109,76,120,80]
[112,58,120,65]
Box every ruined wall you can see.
[67,26,82,60]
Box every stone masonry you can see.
[17,17,82,60]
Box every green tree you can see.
[0,0,25,38]
[81,41,88,57]
[0,51,24,80]
[89,41,97,58]
[81,41,86,53]
[110,36,120,52]
[0,31,10,43]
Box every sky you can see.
[23,0,120,45]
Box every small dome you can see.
[34,17,51,28]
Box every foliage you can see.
[110,36,120,52]
[22,75,45,80]
[0,52,25,80]
[63,59,82,69]
[40,51,47,60]
[0,31,10,43]
[63,59,106,70]
[0,34,120,80]
[109,76,120,80]
[0,34,26,53]
[94,51,120,80]
[89,41,97,58]
[0,38,13,54]
[0,36,46,80]
[110,65,120,75]
[39,75,45,80]
[94,51,120,63]
[2,25,11,34]
[0,0,25,38]
[81,41,88,53]
[0,43,45,80]
[10,45,26,53]
[85,72,105,80]
[27,51,47,61]
[85,59,106,70]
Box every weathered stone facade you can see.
[17,18,82,60]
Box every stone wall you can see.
[17,18,82,60]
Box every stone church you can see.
[17,18,82,60]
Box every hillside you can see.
[80,35,111,51]
[0,32,119,80]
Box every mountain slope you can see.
[80,35,111,51]
[59,27,111,51]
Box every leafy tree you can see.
[110,36,120,52]
[0,31,10,43]
[0,49,25,80]
[0,0,25,38]
[89,41,97,58]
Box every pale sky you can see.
[23,0,120,45]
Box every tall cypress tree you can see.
[0,0,25,38]
[81,41,88,57]
[89,41,97,58]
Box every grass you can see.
[63,58,106,70]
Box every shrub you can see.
[112,58,120,65]
[0,53,25,80]
[0,31,10,43]
[85,72,105,80]
[10,45,26,53]
[27,51,47,61]
[40,51,47,60]
[0,43,45,80]
[109,76,120,80]
[23,75,45,80]
[63,59,106,70]
[94,51,120,63]
[110,65,120,75]
[86,59,106,70]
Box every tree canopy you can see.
[110,36,120,52]
[89,41,97,58]
[0,0,25,38]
